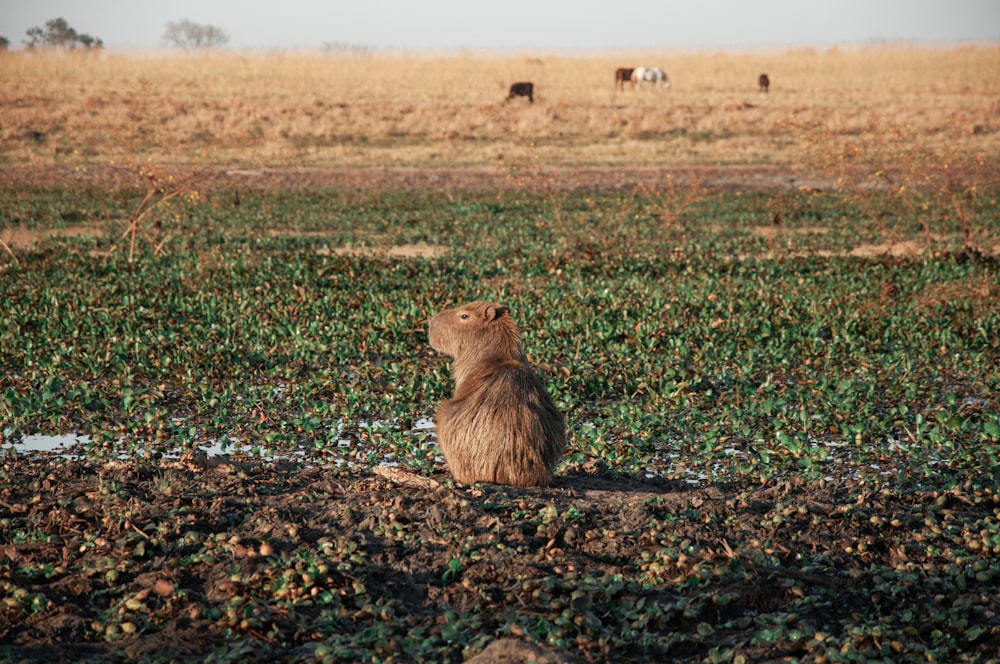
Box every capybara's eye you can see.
[460,314,469,320]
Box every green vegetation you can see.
[3,186,998,483]
[1,183,999,662]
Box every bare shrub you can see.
[163,20,229,50]
[793,120,999,257]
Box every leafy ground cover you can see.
[2,178,1000,662]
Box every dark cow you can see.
[758,73,770,93]
[615,67,635,91]
[506,81,534,103]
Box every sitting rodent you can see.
[428,301,566,487]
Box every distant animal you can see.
[428,301,566,487]
[506,81,534,103]
[758,73,770,93]
[632,66,670,90]
[20,128,45,143]
[614,67,635,91]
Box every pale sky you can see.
[1,0,998,51]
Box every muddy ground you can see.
[2,451,998,663]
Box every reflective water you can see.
[4,418,440,462]
[7,432,240,460]
[15,433,90,456]
[6,423,940,486]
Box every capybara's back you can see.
[429,301,565,487]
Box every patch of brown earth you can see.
[752,225,829,240]
[848,239,926,258]
[0,224,103,249]
[317,243,445,258]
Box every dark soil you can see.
[2,453,998,663]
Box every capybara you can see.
[428,301,565,487]
[758,72,770,93]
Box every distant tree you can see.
[0,36,9,51]
[163,20,229,49]
[24,17,103,50]
[77,34,101,49]
[322,41,374,55]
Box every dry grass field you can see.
[2,45,999,173]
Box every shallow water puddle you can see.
[648,434,948,486]
[7,432,233,460]
[5,417,439,462]
[13,433,90,456]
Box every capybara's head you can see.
[428,301,521,361]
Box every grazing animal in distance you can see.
[428,301,566,487]
[758,73,770,93]
[614,67,635,91]
[506,81,534,103]
[632,66,670,90]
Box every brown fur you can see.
[615,67,635,91]
[428,301,566,487]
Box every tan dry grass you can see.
[1,46,999,170]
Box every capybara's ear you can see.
[488,304,509,320]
